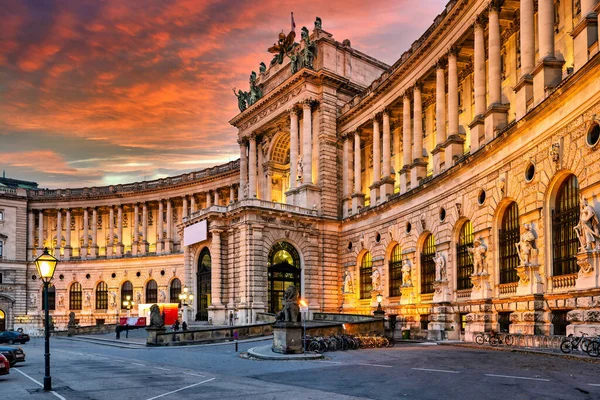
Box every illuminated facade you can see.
[2,0,600,340]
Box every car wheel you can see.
[8,339,15,345]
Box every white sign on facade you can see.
[183,219,207,246]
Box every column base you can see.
[443,134,465,168]
[515,263,544,296]
[431,145,445,175]
[207,304,226,325]
[514,75,533,120]
[572,13,598,72]
[140,241,149,255]
[378,176,395,203]
[284,187,297,206]
[342,197,351,218]
[532,57,565,106]
[410,159,427,188]
[351,192,365,215]
[368,182,380,206]
[132,243,138,256]
[107,246,113,257]
[294,183,321,210]
[483,103,509,144]
[399,166,410,193]
[116,244,124,257]
[164,240,173,254]
[468,116,484,152]
[89,245,98,258]
[575,250,600,290]
[63,246,72,260]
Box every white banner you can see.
[183,219,207,246]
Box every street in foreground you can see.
[1,337,600,399]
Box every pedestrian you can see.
[182,321,187,331]
[229,311,234,326]
[115,325,121,340]
[125,324,129,338]
[174,319,180,331]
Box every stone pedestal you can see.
[400,286,415,305]
[532,58,564,106]
[295,184,321,210]
[468,116,484,152]
[443,135,465,169]
[89,245,98,258]
[116,244,124,256]
[572,14,598,72]
[351,192,365,214]
[516,263,544,296]
[399,167,410,193]
[140,241,149,254]
[575,251,600,290]
[509,300,549,336]
[369,183,380,206]
[272,322,303,354]
[431,145,444,175]
[514,76,533,120]
[284,188,297,206]
[208,304,226,326]
[63,246,72,260]
[433,279,452,303]
[464,303,494,342]
[379,176,395,203]
[410,160,427,187]
[483,104,509,143]
[470,273,492,301]
[164,240,173,253]
[428,305,454,340]
[146,326,166,346]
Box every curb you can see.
[245,345,324,360]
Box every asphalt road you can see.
[2,337,600,400]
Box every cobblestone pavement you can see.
[2,337,600,399]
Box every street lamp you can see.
[374,293,385,318]
[299,299,309,353]
[122,295,135,317]
[35,248,58,391]
[179,287,194,325]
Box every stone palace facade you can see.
[2,0,600,340]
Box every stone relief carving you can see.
[577,258,593,274]
[574,198,600,252]
[159,290,166,303]
[30,293,37,307]
[468,236,488,276]
[58,294,64,307]
[549,142,560,166]
[402,259,413,287]
[342,270,354,294]
[516,223,538,266]
[371,268,382,292]
[434,251,446,281]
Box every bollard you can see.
[234,330,239,352]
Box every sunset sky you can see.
[1,0,447,188]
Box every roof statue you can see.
[259,62,267,73]
[268,12,299,66]
[314,16,322,30]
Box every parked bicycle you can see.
[560,332,588,354]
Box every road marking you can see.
[319,361,343,364]
[113,359,125,363]
[145,378,216,400]
[357,363,393,368]
[588,384,600,387]
[485,374,550,382]
[412,368,460,374]
[13,369,68,400]
[132,362,146,367]
[183,372,206,377]
[154,367,172,371]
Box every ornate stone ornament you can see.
[516,223,538,266]
[342,270,354,294]
[498,177,506,197]
[371,268,382,292]
[574,198,600,252]
[577,258,593,274]
[468,236,488,276]
[401,259,413,287]
[549,142,560,166]
[434,251,446,281]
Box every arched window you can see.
[121,281,133,309]
[421,235,436,294]
[69,282,82,310]
[95,282,108,309]
[42,285,56,311]
[552,175,580,276]
[146,279,158,304]
[170,278,182,304]
[267,242,301,314]
[456,222,474,290]
[360,252,373,299]
[499,202,520,284]
[197,248,212,320]
[389,245,402,297]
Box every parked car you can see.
[0,354,9,376]
[0,345,25,366]
[0,331,30,344]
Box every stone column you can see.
[141,203,148,254]
[257,142,263,199]
[445,48,464,167]
[342,134,351,217]
[411,85,427,186]
[469,16,486,151]
[206,191,212,208]
[432,59,447,175]
[572,0,598,71]
[182,197,188,218]
[229,185,235,204]
[515,0,535,120]
[157,200,163,254]
[133,203,139,256]
[116,205,124,256]
[210,230,223,309]
[82,208,89,258]
[484,2,509,144]
[107,207,114,257]
[239,139,247,199]
[190,195,196,213]
[380,109,394,201]
[90,208,98,258]
[38,210,44,254]
[55,209,62,256]
[289,108,299,191]
[266,172,273,202]
[533,0,564,105]
[248,135,257,198]
[214,189,220,206]
[64,208,72,259]
[302,101,313,185]
[400,93,412,194]
[351,130,365,213]
[165,199,173,253]
[27,211,34,260]
[370,115,381,204]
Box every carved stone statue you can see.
[371,268,382,291]
[314,17,322,30]
[268,28,298,66]
[29,293,37,307]
[149,304,164,328]
[296,155,303,183]
[276,285,300,322]
[136,291,142,304]
[110,291,117,308]
[85,292,91,307]
[259,62,267,73]
[342,270,354,294]
[434,252,446,281]
[233,88,248,112]
[574,198,600,251]
[516,223,537,266]
[300,27,316,70]
[58,294,64,307]
[159,290,166,303]
[68,311,76,328]
[402,259,412,286]
[468,236,488,276]
[248,71,262,106]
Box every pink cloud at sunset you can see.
[0,0,448,188]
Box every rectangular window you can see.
[498,312,512,333]
[460,313,468,332]
[552,311,570,336]
[420,315,430,330]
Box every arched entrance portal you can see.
[0,309,5,331]
[268,242,301,314]
[196,248,211,321]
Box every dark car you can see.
[0,331,30,344]
[0,354,9,375]
[0,345,26,366]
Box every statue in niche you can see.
[575,198,600,251]
[296,156,303,183]
[159,290,166,303]
[259,62,267,73]
[434,252,446,281]
[276,285,300,322]
[58,294,64,307]
[402,259,412,287]
[85,292,91,307]
[314,17,322,30]
[342,270,354,294]
[110,292,117,308]
[515,223,537,266]
[136,291,142,304]
[468,237,488,276]
[371,268,382,291]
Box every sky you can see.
[1,0,448,189]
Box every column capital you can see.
[474,13,488,29]
[436,57,448,70]
[301,98,318,108]
[413,83,422,93]
[448,45,460,57]
[488,0,504,13]
[372,111,383,122]
[237,137,248,146]
[288,104,301,116]
[210,228,224,235]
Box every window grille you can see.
[360,252,373,299]
[456,222,474,290]
[95,281,108,310]
[146,279,158,304]
[121,281,133,309]
[552,175,579,276]
[69,282,82,310]
[389,245,402,297]
[499,202,520,284]
[420,234,436,294]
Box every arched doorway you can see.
[267,242,301,314]
[0,309,5,332]
[196,248,211,321]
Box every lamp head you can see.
[376,293,383,304]
[299,299,308,307]
[35,248,58,283]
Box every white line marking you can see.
[485,374,550,382]
[132,362,146,367]
[588,384,600,387]
[13,369,68,400]
[145,378,216,400]
[113,360,125,363]
[183,372,206,377]
[154,367,172,371]
[357,363,393,368]
[412,367,460,374]
[319,361,343,364]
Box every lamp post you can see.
[35,248,58,391]
[299,299,309,353]
[374,293,385,318]
[123,295,135,317]
[179,287,194,325]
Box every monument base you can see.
[146,326,166,346]
[272,322,304,354]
